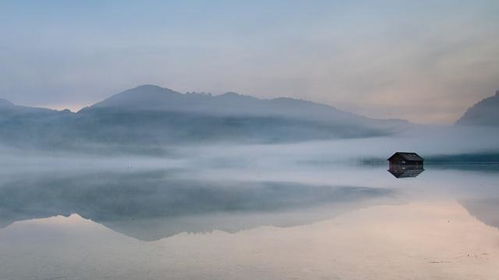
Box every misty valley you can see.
[3,0,499,278]
[1,85,499,280]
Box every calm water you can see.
[1,151,499,279]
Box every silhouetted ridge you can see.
[87,84,375,123]
[0,84,410,151]
[457,90,499,126]
[0,98,14,107]
[87,84,183,111]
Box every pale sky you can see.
[1,0,498,123]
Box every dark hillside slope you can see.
[456,91,499,126]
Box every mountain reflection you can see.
[0,170,393,241]
[460,198,499,230]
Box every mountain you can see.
[0,98,14,107]
[76,85,408,146]
[456,90,499,126]
[87,85,410,126]
[0,99,74,148]
[86,85,376,124]
[0,85,410,152]
[0,98,64,119]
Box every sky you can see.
[0,0,498,124]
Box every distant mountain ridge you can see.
[85,85,387,124]
[0,85,410,152]
[457,90,499,126]
[0,97,67,123]
[0,98,14,107]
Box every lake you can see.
[1,144,499,280]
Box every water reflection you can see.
[2,200,499,280]
[388,165,424,178]
[460,198,499,230]
[1,165,499,280]
[0,170,394,241]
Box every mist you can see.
[3,1,499,279]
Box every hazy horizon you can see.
[1,83,497,125]
[1,0,498,124]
